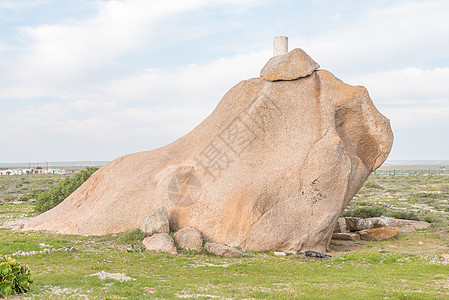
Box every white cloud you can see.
[297,1,449,76]
[95,49,269,104]
[1,49,270,154]
[349,67,449,129]
[1,0,449,161]
[382,105,449,130]
[0,1,26,10]
[352,68,449,104]
[1,0,268,99]
[0,0,50,11]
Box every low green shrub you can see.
[390,211,419,221]
[343,206,387,218]
[413,192,440,199]
[34,167,98,213]
[363,180,383,189]
[126,244,146,253]
[421,212,442,223]
[18,194,34,202]
[117,229,144,245]
[2,196,15,202]
[0,255,33,298]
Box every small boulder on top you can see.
[260,48,319,81]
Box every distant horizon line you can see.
[1,159,449,168]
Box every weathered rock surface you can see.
[333,222,342,233]
[358,227,399,241]
[260,48,319,81]
[398,224,416,233]
[332,232,361,241]
[386,218,430,230]
[345,217,389,232]
[141,206,170,237]
[205,242,246,257]
[345,216,430,233]
[142,233,177,254]
[173,227,203,251]
[22,48,393,254]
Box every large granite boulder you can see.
[22,48,393,254]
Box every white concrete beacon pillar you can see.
[273,36,288,56]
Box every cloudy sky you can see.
[1,0,448,163]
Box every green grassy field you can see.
[1,173,449,299]
[0,174,71,203]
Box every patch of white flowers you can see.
[11,243,74,257]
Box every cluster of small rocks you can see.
[140,206,247,257]
[332,217,431,241]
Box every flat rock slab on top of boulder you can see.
[141,206,170,237]
[142,233,177,255]
[173,227,203,251]
[358,227,399,241]
[205,242,246,258]
[22,48,393,255]
[260,48,319,81]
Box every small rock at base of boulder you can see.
[273,251,287,256]
[205,243,246,258]
[173,227,203,251]
[143,233,177,254]
[141,206,170,237]
[260,48,320,81]
[345,217,389,232]
[358,227,399,241]
[398,224,416,233]
[332,233,361,241]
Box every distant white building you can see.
[0,168,62,175]
[62,168,80,174]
